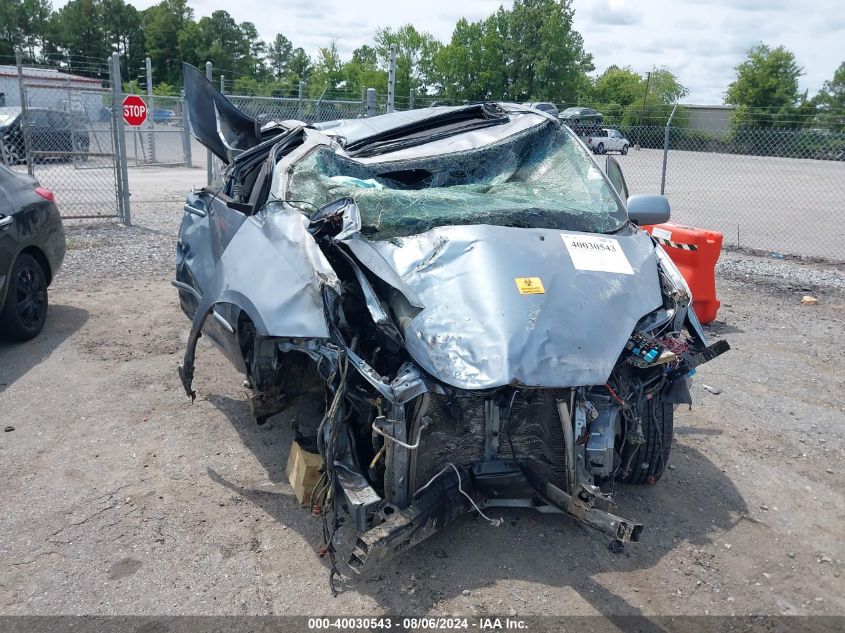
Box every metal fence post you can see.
[220,75,225,94]
[387,44,397,113]
[366,89,376,117]
[297,81,304,120]
[65,76,80,160]
[111,52,131,226]
[15,50,34,176]
[181,90,192,168]
[315,87,327,122]
[660,104,677,196]
[205,61,213,187]
[145,56,156,163]
[635,71,651,150]
[409,87,415,110]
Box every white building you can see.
[0,65,107,121]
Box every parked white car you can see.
[599,128,630,155]
[565,124,630,155]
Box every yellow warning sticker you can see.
[515,277,545,294]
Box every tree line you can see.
[1,0,842,129]
[0,0,683,114]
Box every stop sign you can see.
[122,94,147,126]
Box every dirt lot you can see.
[0,191,843,618]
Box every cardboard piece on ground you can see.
[286,440,323,506]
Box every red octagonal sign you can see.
[122,94,147,126]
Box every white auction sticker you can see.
[560,233,634,275]
[651,226,672,241]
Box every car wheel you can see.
[0,253,49,341]
[596,143,605,155]
[621,144,628,155]
[1,143,21,166]
[615,397,673,485]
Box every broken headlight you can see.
[655,245,691,309]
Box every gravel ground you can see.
[1,175,843,618]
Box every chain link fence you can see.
[124,94,192,167]
[0,54,127,221]
[12,53,840,261]
[188,86,845,261]
[597,122,845,260]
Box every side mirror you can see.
[626,194,671,225]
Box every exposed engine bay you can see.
[174,63,729,588]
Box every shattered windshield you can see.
[287,121,627,238]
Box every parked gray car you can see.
[175,64,728,581]
[0,165,65,340]
[560,106,603,123]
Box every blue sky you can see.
[54,0,845,102]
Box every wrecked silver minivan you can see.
[175,64,729,581]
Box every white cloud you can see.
[51,0,845,102]
[581,0,640,26]
[572,0,844,102]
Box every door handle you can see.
[0,215,13,228]
[183,202,206,217]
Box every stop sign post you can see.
[122,94,147,127]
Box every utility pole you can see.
[387,44,397,113]
[635,71,651,149]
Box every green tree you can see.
[725,44,804,127]
[0,0,22,59]
[0,0,52,61]
[434,0,593,103]
[267,33,293,81]
[375,24,442,98]
[19,0,52,61]
[648,67,689,104]
[436,14,509,102]
[239,21,267,79]
[152,81,178,96]
[309,41,345,97]
[343,44,386,97]
[102,0,144,81]
[52,0,110,72]
[287,47,312,85]
[505,0,593,102]
[591,66,643,107]
[142,0,193,84]
[813,62,845,130]
[617,67,689,126]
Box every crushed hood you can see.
[368,225,663,390]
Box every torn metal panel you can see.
[183,63,260,163]
[199,202,339,338]
[340,234,424,310]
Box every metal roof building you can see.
[0,65,106,119]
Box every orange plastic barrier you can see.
[642,223,723,324]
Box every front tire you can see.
[0,253,48,341]
[621,144,629,155]
[1,142,22,166]
[616,397,673,485]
